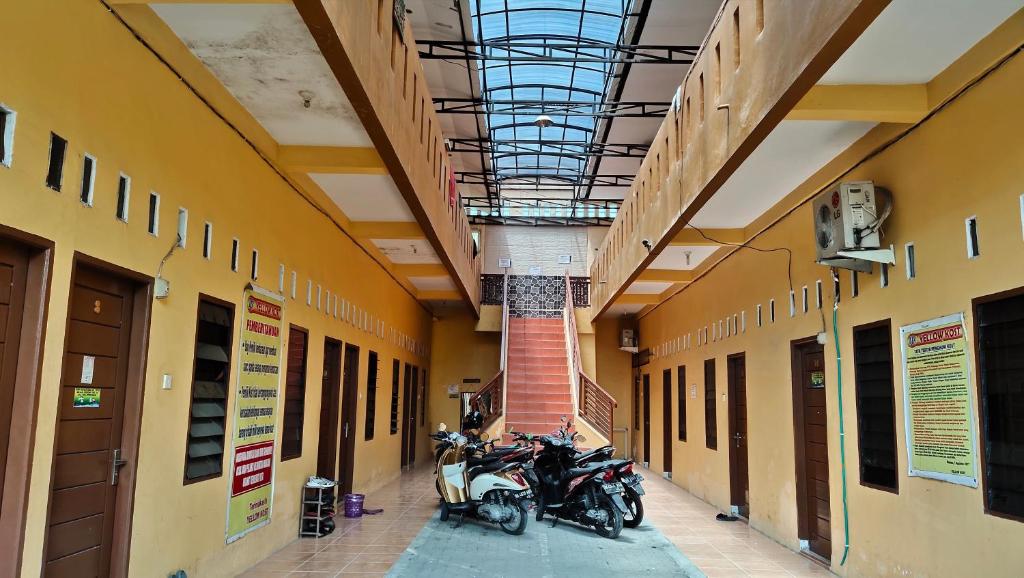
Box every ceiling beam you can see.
[349,222,425,240]
[417,40,697,65]
[636,269,694,283]
[616,294,661,305]
[393,264,448,277]
[418,290,463,301]
[277,146,387,175]
[668,228,745,246]
[787,84,928,123]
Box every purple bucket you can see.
[344,493,365,518]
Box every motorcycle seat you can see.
[468,460,512,479]
[563,462,610,478]
[467,454,501,467]
[574,445,613,462]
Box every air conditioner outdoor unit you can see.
[813,181,894,271]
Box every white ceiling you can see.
[692,120,877,228]
[409,276,456,291]
[153,4,371,147]
[372,239,442,264]
[822,0,1023,85]
[606,303,646,316]
[311,173,415,222]
[649,245,719,270]
[625,281,674,295]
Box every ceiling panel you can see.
[311,173,416,222]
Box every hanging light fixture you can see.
[533,114,553,128]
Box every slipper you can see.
[716,513,739,522]
[362,508,384,515]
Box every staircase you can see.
[505,317,575,435]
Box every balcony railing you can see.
[480,274,590,307]
[564,272,616,441]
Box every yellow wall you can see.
[427,309,501,432]
[634,51,1024,576]
[0,2,431,576]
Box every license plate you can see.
[622,475,638,484]
[602,482,624,494]
[515,489,533,498]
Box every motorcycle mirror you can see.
[439,423,448,432]
[480,432,490,441]
[576,435,587,443]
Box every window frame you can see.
[972,286,1024,523]
[280,324,309,461]
[183,294,235,485]
[852,319,899,494]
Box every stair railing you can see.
[562,272,617,441]
[469,272,509,431]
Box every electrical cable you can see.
[686,225,794,297]
[831,267,851,566]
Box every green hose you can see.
[832,299,851,566]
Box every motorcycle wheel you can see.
[439,500,450,522]
[498,495,528,536]
[592,494,624,539]
[622,487,644,528]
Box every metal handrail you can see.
[471,272,509,430]
[564,271,617,441]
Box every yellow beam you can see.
[349,221,425,239]
[636,269,694,283]
[616,294,661,306]
[788,84,928,123]
[394,264,448,277]
[669,228,745,246]
[278,146,387,175]
[110,1,287,4]
[418,290,462,301]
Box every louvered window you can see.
[678,366,687,441]
[281,326,308,460]
[390,359,400,434]
[184,298,233,483]
[365,351,379,440]
[853,321,898,491]
[705,359,717,450]
[975,291,1024,520]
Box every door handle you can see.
[733,432,742,448]
[111,448,128,485]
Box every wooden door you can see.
[642,374,650,466]
[400,362,413,468]
[793,341,831,560]
[728,353,749,517]
[316,339,342,479]
[338,344,359,495]
[46,265,136,576]
[0,238,29,503]
[662,369,672,474]
[407,366,419,466]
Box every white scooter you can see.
[433,423,533,535]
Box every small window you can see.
[905,243,916,279]
[757,304,763,327]
[881,263,889,288]
[704,358,717,450]
[177,208,188,248]
[853,320,898,492]
[740,311,746,333]
[975,290,1024,519]
[965,216,980,259]
[851,271,860,297]
[250,249,259,281]
[306,280,313,306]
[184,297,233,482]
[316,285,322,311]
[816,280,823,309]
[230,239,239,272]
[677,365,687,442]
[79,154,96,206]
[390,359,401,434]
[769,299,776,323]
[147,192,160,235]
[365,351,379,440]
[0,105,15,167]
[789,290,796,317]
[290,271,297,299]
[46,133,67,191]
[834,274,841,304]
[116,174,130,222]
[281,326,308,460]
[202,222,213,259]
[278,265,285,293]
[802,286,809,313]
[1019,194,1024,241]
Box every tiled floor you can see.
[241,465,833,577]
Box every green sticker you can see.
[810,371,825,388]
[73,387,101,408]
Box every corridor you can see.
[242,466,833,577]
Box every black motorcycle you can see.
[572,443,645,528]
[530,433,628,539]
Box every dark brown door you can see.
[401,363,413,468]
[793,342,831,560]
[728,353,749,517]
[338,344,360,495]
[0,238,29,505]
[662,369,672,474]
[46,265,136,576]
[642,374,650,466]
[317,339,342,479]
